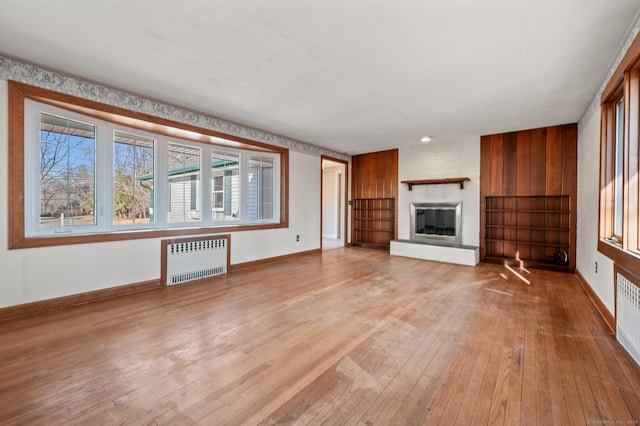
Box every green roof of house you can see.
[138,159,237,181]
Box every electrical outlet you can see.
[296,235,300,242]
[595,262,598,274]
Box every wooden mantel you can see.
[401,177,470,190]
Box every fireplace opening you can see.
[410,202,462,245]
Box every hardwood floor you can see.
[1,247,639,425]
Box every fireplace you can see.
[410,202,462,245]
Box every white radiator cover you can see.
[617,272,640,366]
[166,238,228,285]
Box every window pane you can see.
[249,156,274,220]
[213,192,224,209]
[113,131,155,225]
[39,113,96,228]
[167,142,201,222]
[213,175,224,192]
[614,97,624,238]
[211,151,239,221]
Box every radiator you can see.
[164,236,229,285]
[617,272,640,366]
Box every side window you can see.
[167,142,202,223]
[39,112,96,230]
[113,131,155,225]
[613,96,624,241]
[211,151,240,221]
[599,58,640,263]
[248,156,274,220]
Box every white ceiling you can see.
[2,1,640,154]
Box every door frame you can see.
[321,155,349,248]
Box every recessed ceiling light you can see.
[420,136,431,143]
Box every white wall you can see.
[230,150,321,265]
[322,167,340,238]
[398,137,481,247]
[576,106,615,314]
[0,79,321,309]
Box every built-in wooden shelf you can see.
[352,198,395,249]
[483,256,571,273]
[483,195,573,272]
[401,177,470,190]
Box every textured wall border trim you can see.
[0,54,349,161]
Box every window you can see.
[601,85,631,249]
[26,101,280,235]
[113,131,155,225]
[36,113,96,231]
[599,35,640,273]
[9,81,288,248]
[614,96,624,241]
[167,142,202,223]
[211,151,239,221]
[249,156,275,220]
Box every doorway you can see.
[321,157,347,250]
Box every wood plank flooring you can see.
[1,247,639,425]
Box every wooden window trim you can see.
[599,238,640,279]
[601,33,640,103]
[627,69,640,252]
[8,81,289,249]
[598,32,640,272]
[600,84,624,242]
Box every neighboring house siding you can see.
[212,170,240,221]
[229,172,240,219]
[248,172,258,220]
[248,166,273,220]
[168,175,200,222]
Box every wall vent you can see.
[617,270,640,366]
[161,235,230,286]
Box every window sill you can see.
[598,237,640,277]
[10,221,287,250]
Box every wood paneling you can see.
[502,133,518,257]
[530,128,547,195]
[545,126,564,196]
[351,149,399,249]
[480,136,492,255]
[503,132,518,196]
[0,249,639,423]
[352,149,399,200]
[516,131,532,196]
[480,124,578,272]
[489,134,504,195]
[516,131,532,260]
